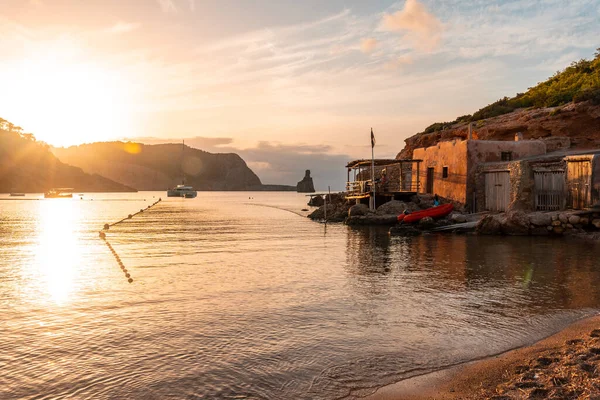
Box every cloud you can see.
[157,0,177,13]
[156,0,196,13]
[360,38,378,54]
[384,54,413,70]
[107,22,141,34]
[381,0,443,51]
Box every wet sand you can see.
[367,314,600,400]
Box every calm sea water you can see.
[1,192,600,399]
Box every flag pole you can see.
[371,128,376,211]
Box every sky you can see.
[0,0,599,189]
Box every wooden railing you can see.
[346,180,420,196]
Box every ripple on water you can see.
[1,193,600,399]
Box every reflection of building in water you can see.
[403,235,600,311]
[345,226,393,278]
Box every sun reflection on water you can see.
[33,200,83,305]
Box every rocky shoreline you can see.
[307,194,600,240]
[476,209,600,240]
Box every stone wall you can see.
[413,140,469,204]
[414,139,547,211]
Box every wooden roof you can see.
[346,159,422,168]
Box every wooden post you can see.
[416,161,420,193]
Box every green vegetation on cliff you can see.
[0,117,136,193]
[423,48,600,134]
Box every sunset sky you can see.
[1,0,599,186]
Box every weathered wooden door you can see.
[485,171,510,212]
[567,161,592,209]
[426,168,434,194]
[534,170,565,211]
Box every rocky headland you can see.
[0,121,135,193]
[53,141,264,191]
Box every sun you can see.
[6,47,135,147]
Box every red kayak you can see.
[397,203,454,224]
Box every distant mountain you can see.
[52,142,263,191]
[399,49,600,158]
[0,119,135,193]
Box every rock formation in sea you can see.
[296,170,316,193]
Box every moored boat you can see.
[167,185,197,198]
[44,188,74,199]
[398,203,454,224]
[9,193,25,197]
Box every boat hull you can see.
[398,203,454,224]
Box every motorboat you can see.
[167,185,197,198]
[44,188,74,199]
[167,140,197,199]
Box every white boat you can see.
[167,185,197,198]
[167,141,197,199]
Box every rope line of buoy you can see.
[98,197,162,284]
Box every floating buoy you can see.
[104,223,109,230]
[140,209,144,213]
[128,214,132,219]
[125,273,131,278]
[128,278,133,283]
[99,231,106,239]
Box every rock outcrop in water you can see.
[296,170,315,193]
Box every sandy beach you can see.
[367,314,600,400]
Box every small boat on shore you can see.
[44,188,73,199]
[398,203,454,224]
[9,193,25,197]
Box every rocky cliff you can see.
[398,51,600,158]
[0,127,135,193]
[296,170,316,193]
[397,101,600,159]
[52,142,263,191]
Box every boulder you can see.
[501,211,530,236]
[418,216,435,229]
[552,220,562,227]
[308,195,324,207]
[476,215,502,235]
[451,213,467,223]
[308,204,335,220]
[580,217,590,225]
[559,213,569,224]
[553,226,565,235]
[568,215,581,225]
[529,213,552,227]
[348,204,370,217]
[376,200,408,215]
[593,219,600,229]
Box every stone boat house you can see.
[412,134,600,212]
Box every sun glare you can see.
[7,47,135,147]
[33,200,82,305]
